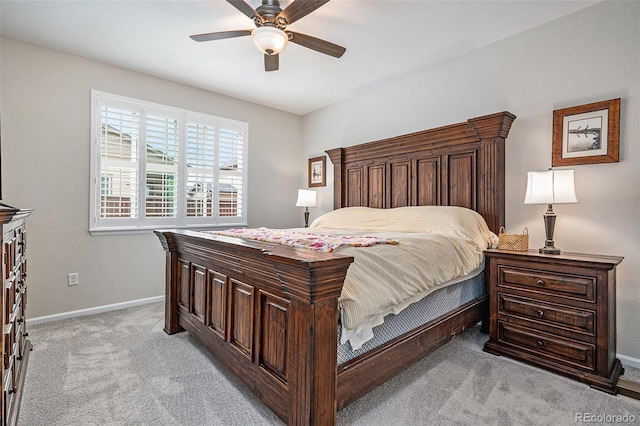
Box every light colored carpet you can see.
[18,302,640,425]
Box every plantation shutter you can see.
[218,125,245,219]
[186,122,215,218]
[99,106,140,219]
[91,91,248,233]
[145,114,179,219]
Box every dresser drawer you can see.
[498,322,595,371]
[3,359,16,422]
[498,293,595,335]
[498,266,595,302]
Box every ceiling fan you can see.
[190,0,346,71]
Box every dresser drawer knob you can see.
[536,279,545,286]
[536,340,545,348]
[537,309,544,317]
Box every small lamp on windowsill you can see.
[295,189,317,228]
[524,169,578,254]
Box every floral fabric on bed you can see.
[206,227,398,253]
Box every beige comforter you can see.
[305,206,495,350]
[299,228,483,349]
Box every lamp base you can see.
[539,246,561,255]
[540,206,561,254]
[303,209,310,228]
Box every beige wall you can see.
[1,37,303,318]
[302,1,640,360]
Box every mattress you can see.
[337,271,485,365]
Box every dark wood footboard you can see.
[156,229,353,425]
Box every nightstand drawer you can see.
[498,266,594,302]
[498,322,594,371]
[498,293,595,335]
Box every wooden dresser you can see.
[1,206,32,426]
[483,249,623,394]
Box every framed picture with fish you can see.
[552,98,620,166]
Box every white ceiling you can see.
[1,0,596,115]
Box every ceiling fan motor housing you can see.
[255,0,288,29]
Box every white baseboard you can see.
[28,296,164,325]
[619,354,640,370]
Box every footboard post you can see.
[156,231,183,335]
[269,254,353,426]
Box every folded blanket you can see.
[206,227,398,253]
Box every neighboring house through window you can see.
[90,91,248,233]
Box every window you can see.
[90,91,248,233]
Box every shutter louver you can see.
[100,106,140,219]
[145,115,179,218]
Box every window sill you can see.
[89,223,248,236]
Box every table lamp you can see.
[295,189,317,227]
[524,169,578,254]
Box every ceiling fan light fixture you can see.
[251,26,288,55]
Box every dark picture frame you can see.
[552,98,620,166]
[308,156,325,188]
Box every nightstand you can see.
[483,249,624,394]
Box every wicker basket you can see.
[498,227,529,251]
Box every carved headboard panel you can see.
[326,111,516,234]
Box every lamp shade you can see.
[251,26,288,55]
[524,169,578,205]
[295,189,317,208]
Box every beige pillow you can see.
[310,206,492,250]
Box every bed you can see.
[155,111,516,425]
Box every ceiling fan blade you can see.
[226,0,258,20]
[278,0,330,25]
[190,30,252,42]
[287,31,346,58]
[264,54,279,72]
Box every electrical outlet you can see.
[68,272,79,286]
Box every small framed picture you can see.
[552,98,620,166]
[308,156,326,187]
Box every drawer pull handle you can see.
[537,309,544,317]
[536,279,545,286]
[536,340,545,348]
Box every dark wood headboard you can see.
[326,111,515,234]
